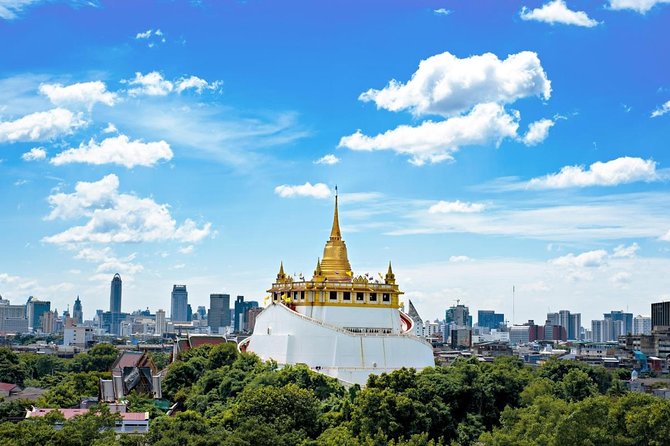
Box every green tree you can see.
[208,343,239,370]
[559,368,598,402]
[0,348,26,386]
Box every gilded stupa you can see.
[241,191,434,385]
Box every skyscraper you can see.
[72,296,83,325]
[233,295,258,332]
[208,294,231,334]
[171,285,188,322]
[155,309,166,336]
[27,297,50,333]
[477,310,504,330]
[651,301,670,331]
[604,310,633,335]
[633,315,652,335]
[110,273,122,335]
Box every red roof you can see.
[28,408,148,421]
[0,382,18,392]
[188,335,228,348]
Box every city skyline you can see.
[1,0,669,324]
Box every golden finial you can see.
[385,261,396,285]
[329,186,341,240]
[320,187,352,280]
[276,261,287,283]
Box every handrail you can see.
[270,302,433,347]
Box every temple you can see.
[240,191,434,385]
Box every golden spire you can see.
[385,261,396,285]
[320,187,352,280]
[276,261,287,283]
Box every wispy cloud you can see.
[314,154,340,165]
[607,0,670,14]
[651,100,670,118]
[274,182,332,199]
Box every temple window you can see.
[370,293,377,302]
[356,292,364,301]
[329,291,337,300]
[382,293,390,302]
[343,292,351,301]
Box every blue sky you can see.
[0,0,669,325]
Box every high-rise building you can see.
[171,285,188,322]
[186,304,193,322]
[233,295,258,332]
[634,315,652,335]
[27,297,51,332]
[0,297,28,334]
[446,303,471,328]
[155,309,166,336]
[546,312,560,326]
[208,294,231,334]
[477,310,504,330]
[569,313,581,341]
[651,301,670,331]
[197,306,207,320]
[72,296,83,325]
[604,310,633,335]
[110,273,122,335]
[592,320,604,342]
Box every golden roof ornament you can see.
[385,261,396,285]
[319,187,353,280]
[276,261,288,283]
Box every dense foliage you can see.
[0,343,669,445]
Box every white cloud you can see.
[358,50,551,118]
[522,118,555,146]
[339,102,519,165]
[314,154,340,165]
[429,200,486,214]
[178,245,194,254]
[433,8,452,15]
[610,271,632,286]
[175,76,222,94]
[608,0,670,13]
[135,29,153,39]
[103,123,118,134]
[527,157,659,189]
[449,255,473,263]
[0,108,86,142]
[520,0,600,27]
[612,242,639,258]
[50,134,173,168]
[75,247,143,275]
[39,81,117,109]
[274,182,332,199]
[43,174,211,244]
[550,249,608,267]
[0,0,40,19]
[651,100,670,118]
[124,71,174,97]
[22,147,47,161]
[661,230,670,241]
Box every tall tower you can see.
[72,296,83,325]
[171,285,188,322]
[208,294,231,334]
[155,309,166,336]
[110,273,122,335]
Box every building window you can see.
[356,292,364,301]
[370,293,377,302]
[343,292,351,301]
[300,291,305,300]
[330,291,337,300]
[382,293,390,302]
[293,291,298,300]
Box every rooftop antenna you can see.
[512,285,516,325]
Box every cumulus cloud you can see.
[661,230,670,241]
[43,174,211,244]
[274,182,332,199]
[550,249,608,267]
[0,108,86,142]
[608,0,670,13]
[314,154,340,165]
[358,50,551,118]
[527,157,659,189]
[339,102,519,165]
[651,100,670,118]
[22,147,47,161]
[612,242,639,258]
[175,76,222,94]
[522,118,555,146]
[124,72,174,97]
[75,247,143,275]
[433,8,452,15]
[178,245,194,254]
[50,134,173,168]
[429,200,486,214]
[610,271,632,286]
[102,123,117,134]
[39,81,117,110]
[520,0,600,27]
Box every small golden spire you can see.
[276,261,287,283]
[329,186,341,240]
[385,261,396,285]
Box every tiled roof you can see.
[27,408,149,421]
[0,382,18,392]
